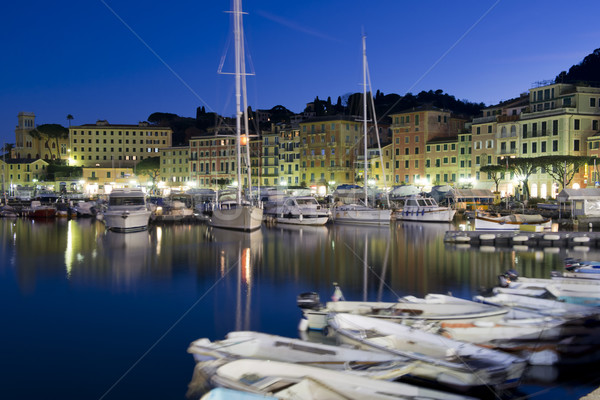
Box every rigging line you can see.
[376,0,502,123]
[99,0,215,113]
[97,246,242,400]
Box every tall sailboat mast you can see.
[362,35,369,207]
[233,0,243,205]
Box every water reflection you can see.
[1,219,599,399]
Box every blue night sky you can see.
[1,0,599,145]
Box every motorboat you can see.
[474,212,552,230]
[24,200,56,218]
[152,194,194,223]
[195,358,474,400]
[425,308,567,366]
[101,189,151,232]
[270,196,330,226]
[332,202,392,225]
[189,330,521,391]
[473,293,600,320]
[495,271,600,306]
[327,313,526,391]
[558,259,600,280]
[0,205,19,218]
[297,289,508,331]
[189,331,410,372]
[394,195,456,222]
[200,388,276,400]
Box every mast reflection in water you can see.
[0,218,598,399]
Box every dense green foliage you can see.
[135,156,160,182]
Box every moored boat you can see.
[327,312,526,391]
[474,212,552,230]
[197,358,475,400]
[394,195,456,222]
[297,289,508,331]
[270,196,330,226]
[102,189,151,232]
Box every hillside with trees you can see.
[555,48,600,86]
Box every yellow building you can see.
[69,120,172,169]
[299,117,362,191]
[0,158,49,193]
[160,146,191,189]
[80,167,145,196]
[13,112,69,161]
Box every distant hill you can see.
[555,48,600,86]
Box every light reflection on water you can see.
[0,218,599,399]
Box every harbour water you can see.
[1,217,599,399]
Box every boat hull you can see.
[395,208,456,222]
[210,205,263,231]
[103,209,151,232]
[333,206,391,225]
[474,215,552,230]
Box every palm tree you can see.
[66,114,74,128]
[1,143,14,159]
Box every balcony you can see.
[472,115,497,124]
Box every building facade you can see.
[69,120,172,168]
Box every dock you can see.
[444,230,600,250]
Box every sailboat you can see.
[209,0,263,232]
[333,36,391,225]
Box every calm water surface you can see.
[1,218,599,399]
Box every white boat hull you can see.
[395,208,456,222]
[210,205,263,231]
[333,206,391,225]
[328,313,526,390]
[474,214,552,230]
[103,209,151,232]
[207,358,471,400]
[299,293,508,331]
[275,214,329,226]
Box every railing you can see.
[472,115,497,124]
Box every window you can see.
[574,119,580,130]
[476,127,481,135]
[594,120,599,131]
[487,126,492,133]
[532,142,537,153]
[574,139,580,152]
[475,156,480,165]
[541,141,547,153]
[522,143,528,154]
[522,124,528,138]
[553,120,558,135]
[591,98,596,107]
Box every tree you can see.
[66,114,74,128]
[135,157,161,189]
[480,164,506,193]
[537,155,596,190]
[29,124,69,160]
[1,143,14,158]
[506,157,544,200]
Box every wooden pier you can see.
[444,230,600,250]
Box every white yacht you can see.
[102,189,151,232]
[395,194,456,222]
[273,196,330,226]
